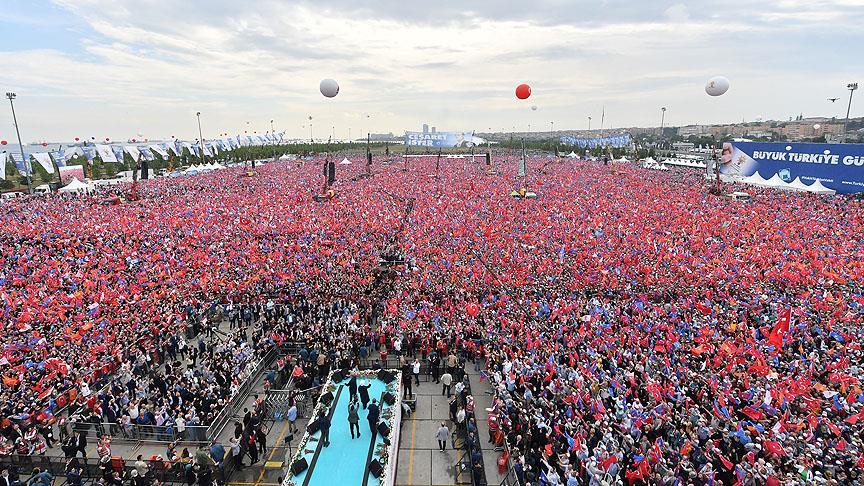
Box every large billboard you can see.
[560,133,632,149]
[721,142,864,194]
[404,131,484,148]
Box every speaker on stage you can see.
[306,418,321,434]
[377,422,390,437]
[369,459,383,478]
[331,370,345,383]
[321,392,334,406]
[291,457,309,476]
[382,392,395,406]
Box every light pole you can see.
[843,83,858,143]
[659,107,667,161]
[6,92,31,194]
[196,111,207,164]
[270,119,277,161]
[308,116,313,144]
[588,116,592,131]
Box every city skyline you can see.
[1,0,862,141]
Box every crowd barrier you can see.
[0,453,232,486]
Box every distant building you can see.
[431,127,436,133]
[678,125,706,137]
[422,124,429,133]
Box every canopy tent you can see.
[788,177,811,192]
[58,177,94,194]
[616,156,629,162]
[762,173,792,190]
[808,179,836,195]
[339,158,352,165]
[565,152,578,158]
[742,172,769,187]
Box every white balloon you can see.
[705,76,730,97]
[813,124,821,130]
[320,78,340,98]
[531,105,538,111]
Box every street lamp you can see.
[270,119,277,161]
[588,116,592,131]
[659,107,667,161]
[6,92,32,194]
[844,82,858,143]
[196,111,207,164]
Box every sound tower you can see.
[327,161,336,185]
[485,152,491,166]
[140,160,149,179]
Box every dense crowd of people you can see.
[2,154,863,484]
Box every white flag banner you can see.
[149,144,168,158]
[63,147,82,163]
[95,144,117,163]
[0,152,7,180]
[33,152,55,174]
[124,145,141,162]
[137,146,154,161]
[199,143,212,157]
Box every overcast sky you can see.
[1,0,862,142]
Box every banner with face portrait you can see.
[721,141,864,194]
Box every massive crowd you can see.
[1,154,863,485]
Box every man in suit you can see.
[367,399,380,439]
[348,375,358,401]
[74,431,88,458]
[319,412,331,448]
[358,380,371,409]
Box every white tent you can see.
[616,156,629,162]
[211,162,226,169]
[58,177,94,194]
[339,158,352,165]
[763,173,792,190]
[807,179,836,195]
[788,177,811,192]
[566,151,578,158]
[742,172,769,186]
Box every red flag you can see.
[742,406,765,421]
[764,440,786,457]
[600,454,618,471]
[768,308,791,349]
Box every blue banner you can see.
[111,145,125,164]
[10,153,30,175]
[560,133,632,149]
[722,142,864,194]
[82,146,96,162]
[405,131,480,148]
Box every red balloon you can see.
[75,137,80,141]
[516,83,532,100]
[1,140,7,145]
[105,138,110,141]
[132,138,137,142]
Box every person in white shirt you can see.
[412,359,421,385]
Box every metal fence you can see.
[0,453,232,486]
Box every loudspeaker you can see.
[367,152,373,165]
[291,457,308,476]
[485,152,491,166]
[306,418,321,434]
[369,459,383,478]
[327,161,336,185]
[377,422,390,437]
[331,370,345,383]
[321,392,334,406]
[377,370,395,383]
[382,392,395,405]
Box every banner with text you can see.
[405,131,484,148]
[559,133,632,149]
[721,141,864,194]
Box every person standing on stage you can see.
[348,398,361,439]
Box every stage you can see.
[284,370,402,486]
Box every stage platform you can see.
[285,370,402,486]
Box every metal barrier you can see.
[69,421,210,444]
[206,347,279,441]
[0,453,227,485]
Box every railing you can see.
[206,347,279,441]
[0,453,229,486]
[70,421,211,444]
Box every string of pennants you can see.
[1,132,285,180]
